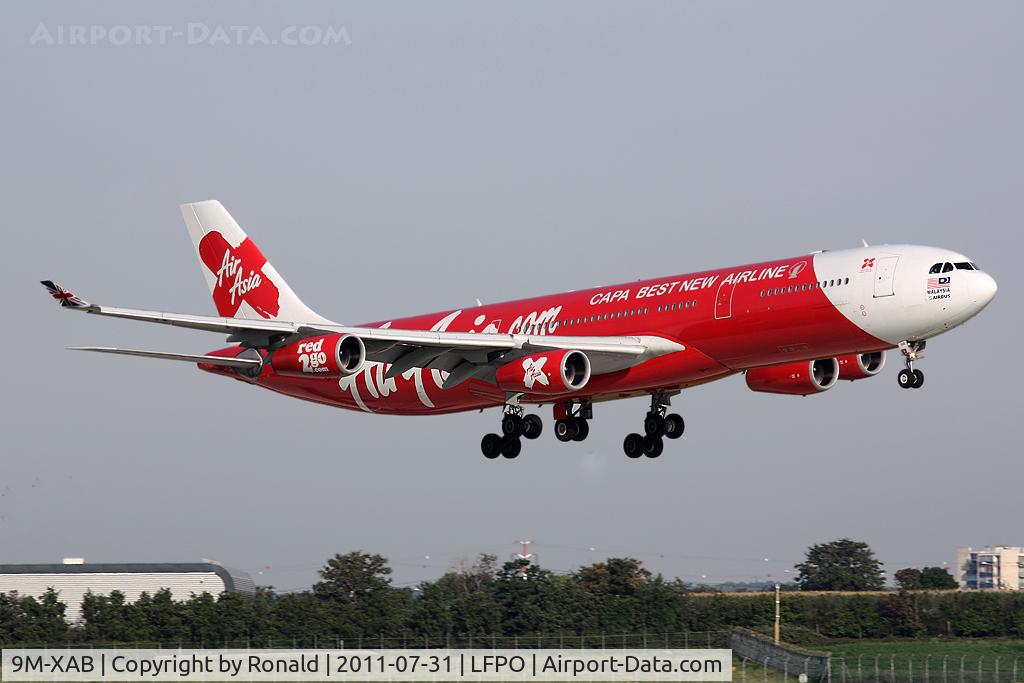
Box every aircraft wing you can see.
[42,280,683,383]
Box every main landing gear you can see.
[897,340,926,390]
[554,399,591,443]
[623,392,684,459]
[481,403,543,459]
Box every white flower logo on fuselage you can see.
[522,358,549,389]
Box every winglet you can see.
[41,280,91,309]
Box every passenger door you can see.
[873,256,899,298]
[715,280,735,319]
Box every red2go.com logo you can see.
[295,338,330,374]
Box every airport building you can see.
[955,546,1024,590]
[0,559,255,622]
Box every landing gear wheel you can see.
[554,419,579,442]
[643,436,664,458]
[623,433,645,458]
[898,369,914,389]
[481,433,502,459]
[521,414,543,440]
[663,413,685,440]
[501,414,523,438]
[912,369,924,389]
[572,418,589,442]
[501,437,522,459]
[643,413,666,437]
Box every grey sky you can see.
[1,1,1020,593]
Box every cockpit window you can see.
[954,262,975,271]
[929,263,943,274]
[971,262,980,270]
[941,262,954,273]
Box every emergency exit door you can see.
[873,255,900,298]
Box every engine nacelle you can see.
[271,334,365,378]
[837,351,885,380]
[495,349,591,395]
[746,358,839,396]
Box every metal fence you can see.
[830,655,1021,683]
[730,629,830,682]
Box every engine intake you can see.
[837,351,885,380]
[271,334,365,378]
[495,349,591,395]
[746,358,839,396]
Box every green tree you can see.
[0,589,69,644]
[313,552,411,641]
[314,552,394,602]
[919,566,958,589]
[578,558,651,596]
[795,538,885,591]
[493,559,552,635]
[411,555,501,643]
[895,568,922,591]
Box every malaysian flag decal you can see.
[927,276,951,289]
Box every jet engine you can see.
[495,349,591,395]
[745,358,839,396]
[837,351,886,380]
[271,334,366,378]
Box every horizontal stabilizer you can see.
[68,347,262,369]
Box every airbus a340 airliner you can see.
[43,201,997,459]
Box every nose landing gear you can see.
[624,392,684,458]
[897,340,926,389]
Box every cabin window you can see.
[844,277,849,285]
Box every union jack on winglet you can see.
[40,280,90,309]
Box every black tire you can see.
[643,436,664,458]
[912,369,925,389]
[572,418,589,442]
[481,433,502,459]
[501,414,523,438]
[897,369,914,389]
[663,413,685,440]
[643,413,666,437]
[555,419,578,442]
[521,414,543,439]
[623,433,645,458]
[501,437,522,459]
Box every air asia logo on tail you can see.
[198,231,281,318]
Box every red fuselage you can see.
[209,252,888,415]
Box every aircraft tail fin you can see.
[179,200,332,324]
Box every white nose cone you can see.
[974,272,998,309]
